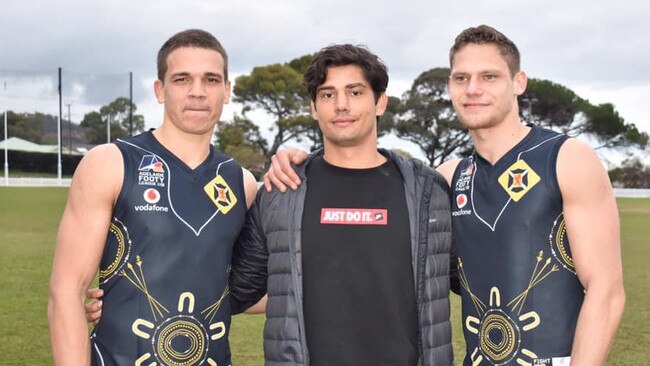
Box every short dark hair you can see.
[157,29,229,82]
[449,25,521,77]
[303,44,388,103]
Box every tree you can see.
[0,111,53,143]
[233,61,314,167]
[582,103,648,149]
[215,115,268,179]
[609,158,650,188]
[390,68,471,167]
[520,78,647,149]
[518,78,585,130]
[80,97,145,144]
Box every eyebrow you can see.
[169,71,223,79]
[204,72,223,79]
[316,82,367,92]
[451,69,504,76]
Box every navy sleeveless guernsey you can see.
[90,131,246,366]
[450,127,584,366]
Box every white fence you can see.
[613,188,650,198]
[3,177,72,187]
[3,178,650,198]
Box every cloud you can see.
[0,0,647,135]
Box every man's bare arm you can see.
[48,144,122,365]
[242,167,259,208]
[558,139,625,365]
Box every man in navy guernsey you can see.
[435,25,625,366]
[228,44,455,365]
[48,29,258,365]
[265,26,625,366]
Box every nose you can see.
[465,77,483,96]
[335,93,349,112]
[188,79,206,98]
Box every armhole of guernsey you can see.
[545,135,569,195]
[113,140,132,217]
[451,158,470,191]
[221,149,246,208]
[236,164,246,207]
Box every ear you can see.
[310,100,318,120]
[375,93,388,116]
[224,80,232,104]
[513,71,528,96]
[154,80,165,104]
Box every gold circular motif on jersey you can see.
[154,315,207,366]
[99,221,131,283]
[478,309,520,364]
[549,213,575,273]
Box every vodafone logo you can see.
[456,194,467,209]
[143,188,161,204]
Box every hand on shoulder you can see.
[263,148,309,192]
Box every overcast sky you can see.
[1,0,648,161]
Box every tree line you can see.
[215,54,648,186]
[2,56,648,187]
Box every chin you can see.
[460,116,496,131]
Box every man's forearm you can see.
[570,285,625,365]
[48,293,92,365]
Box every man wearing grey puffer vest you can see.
[230,44,457,366]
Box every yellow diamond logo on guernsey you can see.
[497,159,541,202]
[203,175,237,214]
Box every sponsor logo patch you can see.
[320,208,388,225]
[143,188,161,204]
[532,357,570,366]
[497,159,540,202]
[134,187,168,212]
[455,162,474,192]
[452,209,472,217]
[134,204,169,213]
[138,155,164,172]
[203,175,237,214]
[456,194,468,209]
[138,155,166,187]
[461,163,474,176]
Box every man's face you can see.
[154,47,231,136]
[311,65,387,149]
[448,43,526,131]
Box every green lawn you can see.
[0,188,647,365]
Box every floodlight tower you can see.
[3,81,8,186]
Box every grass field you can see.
[0,188,647,365]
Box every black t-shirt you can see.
[301,155,418,366]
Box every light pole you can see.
[107,114,111,143]
[65,100,73,154]
[3,81,8,186]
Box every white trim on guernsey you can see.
[471,134,564,232]
[119,139,234,237]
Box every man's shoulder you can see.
[436,158,463,187]
[383,150,450,193]
[81,143,123,166]
[70,143,124,203]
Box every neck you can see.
[152,124,212,169]
[322,142,386,169]
[470,119,531,165]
